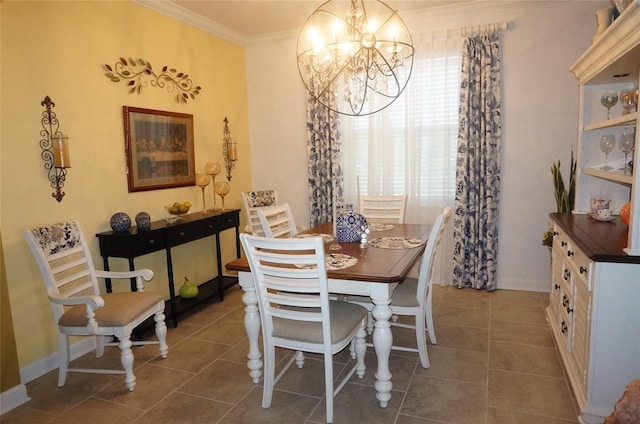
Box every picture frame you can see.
[123,106,195,192]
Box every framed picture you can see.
[123,106,195,192]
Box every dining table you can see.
[225,221,432,408]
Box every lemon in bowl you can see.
[165,201,191,223]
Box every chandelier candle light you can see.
[297,0,414,116]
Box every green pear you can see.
[179,276,198,299]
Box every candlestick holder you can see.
[39,96,71,202]
[205,161,221,209]
[222,117,238,181]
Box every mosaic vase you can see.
[336,204,367,242]
[135,212,151,231]
[110,212,131,233]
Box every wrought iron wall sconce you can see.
[39,96,71,202]
[222,117,237,181]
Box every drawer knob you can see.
[580,266,587,274]
[567,250,574,257]
[564,269,571,280]
[148,239,154,244]
[561,241,567,247]
[554,284,560,290]
[561,321,568,333]
[553,231,558,236]
[179,231,185,237]
[562,295,569,307]
[566,306,573,314]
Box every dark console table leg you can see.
[215,234,224,301]
[128,258,137,292]
[166,248,178,327]
[102,256,113,293]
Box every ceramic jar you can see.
[110,212,131,232]
[336,204,367,242]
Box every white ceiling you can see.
[139,0,473,41]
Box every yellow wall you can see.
[1,1,251,374]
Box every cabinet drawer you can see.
[167,219,216,246]
[217,211,240,231]
[97,229,165,257]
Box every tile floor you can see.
[1,284,580,424]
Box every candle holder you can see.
[205,161,221,210]
[39,96,71,202]
[222,117,237,181]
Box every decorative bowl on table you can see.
[165,202,191,223]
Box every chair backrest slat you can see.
[242,190,278,236]
[23,220,101,320]
[359,195,408,224]
[240,234,330,337]
[256,203,298,238]
[416,207,452,300]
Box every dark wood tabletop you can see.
[225,222,432,284]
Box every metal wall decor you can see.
[104,57,202,103]
[222,117,238,181]
[39,96,71,202]
[297,0,414,116]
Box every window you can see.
[341,36,461,222]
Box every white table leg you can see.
[239,271,262,383]
[370,284,394,408]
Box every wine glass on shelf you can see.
[600,134,616,171]
[619,131,635,175]
[195,173,210,213]
[214,181,231,211]
[205,161,221,210]
[619,90,638,115]
[600,92,618,120]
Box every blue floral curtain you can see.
[307,89,342,227]
[452,32,501,291]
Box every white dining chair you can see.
[348,206,452,368]
[241,190,279,236]
[23,220,168,391]
[256,203,298,238]
[240,233,367,423]
[359,195,408,223]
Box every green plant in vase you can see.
[543,149,576,247]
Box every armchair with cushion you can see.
[23,220,168,391]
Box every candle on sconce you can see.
[52,134,71,168]
[227,139,238,161]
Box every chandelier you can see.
[297,0,414,116]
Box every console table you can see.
[96,209,241,327]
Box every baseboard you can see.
[497,277,549,292]
[0,384,30,414]
[19,338,96,384]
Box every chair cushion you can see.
[272,301,367,344]
[30,221,82,255]
[391,278,420,307]
[58,292,164,328]
[349,278,420,308]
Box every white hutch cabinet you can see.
[546,2,640,424]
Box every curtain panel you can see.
[307,88,342,227]
[452,32,502,290]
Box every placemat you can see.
[367,223,394,232]
[294,233,335,243]
[295,253,358,270]
[368,237,424,249]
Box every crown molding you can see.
[132,0,249,46]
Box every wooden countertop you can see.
[550,213,640,264]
